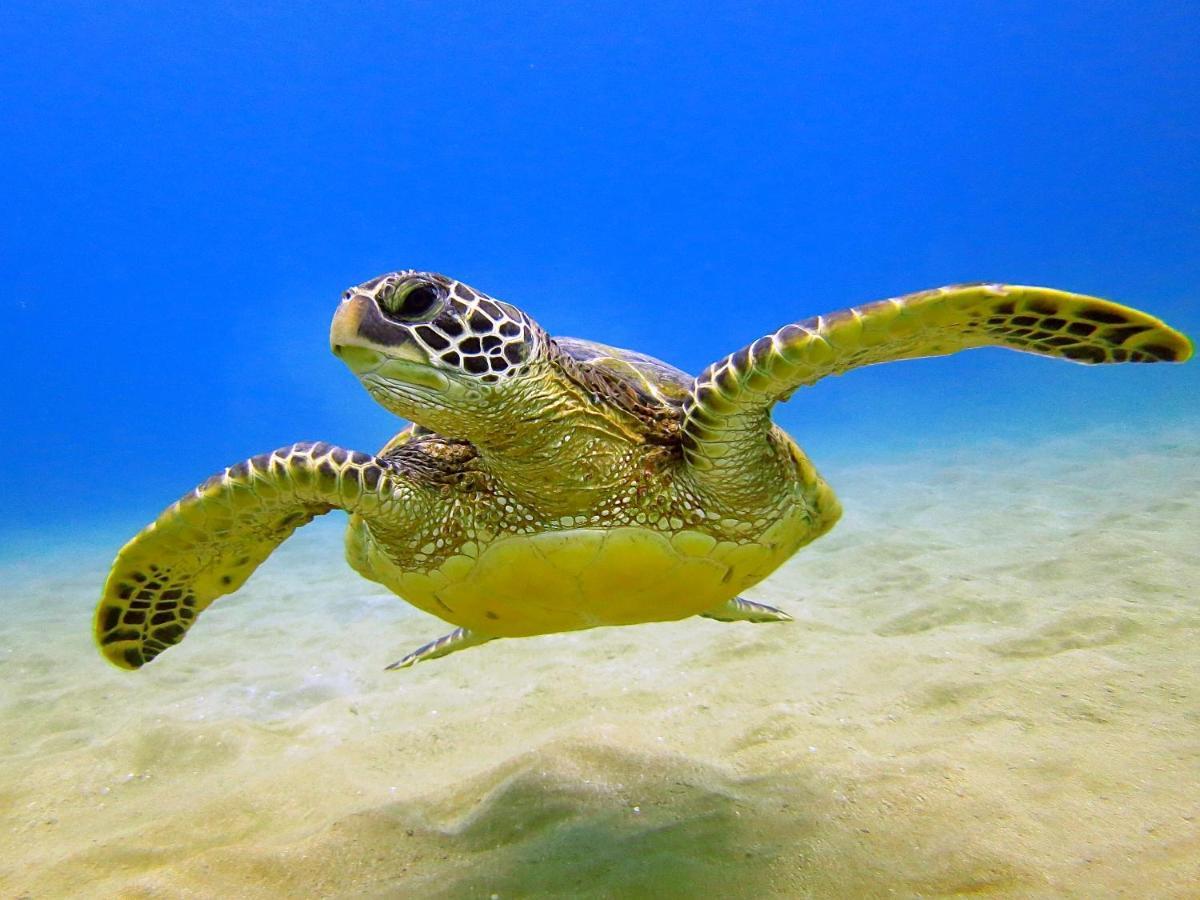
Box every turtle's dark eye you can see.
[380,282,444,322]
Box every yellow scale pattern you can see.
[94,280,1191,670]
[683,284,1194,470]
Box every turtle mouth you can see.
[331,293,450,391]
[332,344,449,391]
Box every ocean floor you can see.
[1,426,1197,898]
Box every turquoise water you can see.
[3,3,1199,897]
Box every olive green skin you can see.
[342,420,841,638]
[93,273,1191,669]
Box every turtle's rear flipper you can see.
[95,442,397,670]
[700,596,792,623]
[385,627,495,670]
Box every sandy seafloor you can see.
[1,426,1197,899]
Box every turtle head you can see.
[331,270,549,435]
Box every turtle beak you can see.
[330,293,383,372]
[331,291,448,390]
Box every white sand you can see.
[1,426,1197,898]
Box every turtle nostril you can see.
[331,344,344,357]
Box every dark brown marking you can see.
[499,321,520,337]
[1106,325,1151,344]
[750,336,773,364]
[362,466,382,489]
[1067,322,1097,337]
[1011,315,1038,327]
[460,337,482,354]
[694,385,718,408]
[994,301,1016,315]
[101,628,140,646]
[151,611,175,626]
[1026,299,1058,315]
[1042,318,1067,330]
[1140,343,1178,361]
[330,447,348,464]
[478,299,502,318]
[124,648,145,667]
[153,624,186,644]
[1081,309,1128,325]
[441,351,461,366]
[123,610,146,625]
[481,335,502,351]
[417,326,450,350]
[1062,345,1108,363]
[468,310,492,332]
[464,355,489,374]
[221,575,233,585]
[101,606,122,631]
[161,588,182,601]
[485,610,499,619]
[357,298,413,347]
[437,314,464,337]
[117,584,133,600]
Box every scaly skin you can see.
[95,273,1190,670]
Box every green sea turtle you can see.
[95,273,1192,671]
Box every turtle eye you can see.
[380,282,444,322]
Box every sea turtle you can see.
[95,273,1192,671]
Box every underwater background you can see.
[2,2,1198,897]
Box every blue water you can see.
[2,2,1197,538]
[1,5,1198,896]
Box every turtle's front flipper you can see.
[700,596,792,623]
[95,442,406,670]
[683,285,1193,480]
[385,627,494,670]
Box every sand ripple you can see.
[1,427,1198,897]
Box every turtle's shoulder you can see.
[552,336,693,412]
[378,429,480,485]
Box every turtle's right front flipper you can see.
[95,442,403,669]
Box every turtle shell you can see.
[553,337,693,408]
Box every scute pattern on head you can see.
[347,270,544,384]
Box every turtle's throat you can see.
[468,371,645,515]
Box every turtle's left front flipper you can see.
[683,284,1193,476]
[95,442,401,670]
